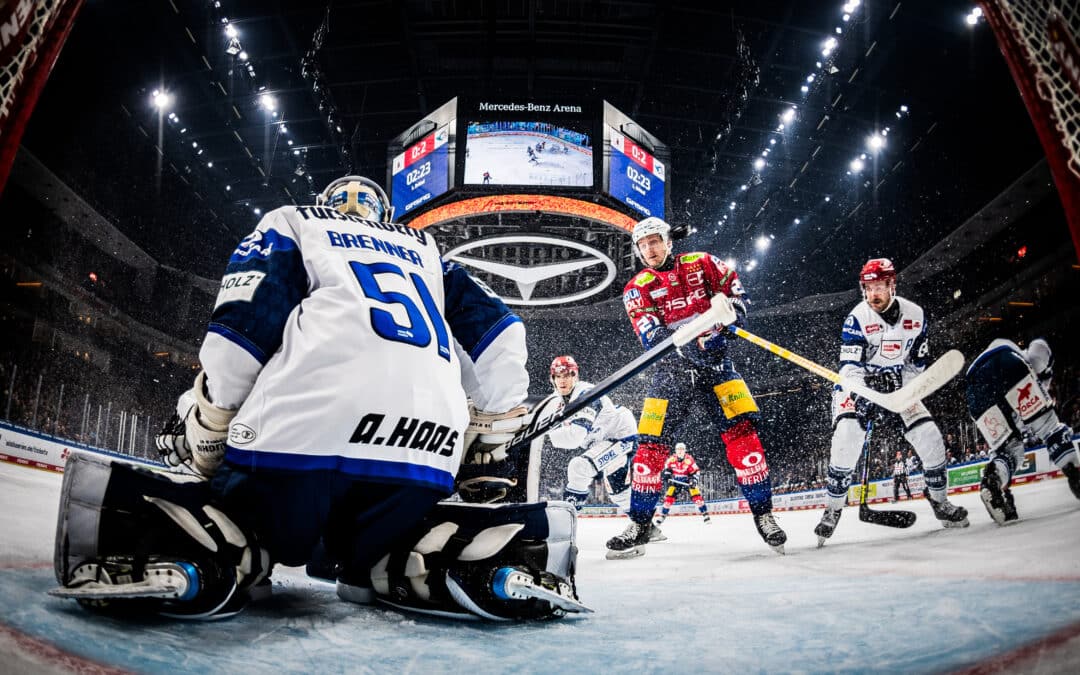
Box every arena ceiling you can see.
[18,0,1052,312]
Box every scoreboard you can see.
[607,128,666,220]
[390,123,451,217]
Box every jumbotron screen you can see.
[390,124,451,217]
[607,126,666,220]
[463,120,594,187]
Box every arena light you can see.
[725,258,737,269]
[769,138,777,145]
[729,201,737,210]
[225,37,242,56]
[253,208,262,215]
[801,85,809,93]
[755,235,771,251]
[822,37,838,57]
[151,89,173,110]
[781,107,797,124]
[866,132,886,151]
[260,93,277,112]
[753,157,766,171]
[850,157,865,172]
[224,23,238,38]
[740,184,748,191]
[794,218,801,225]
[746,260,758,271]
[238,50,249,61]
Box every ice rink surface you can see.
[463,133,593,186]
[2,460,1079,674]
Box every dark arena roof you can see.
[1,2,1078,487]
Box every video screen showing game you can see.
[463,121,593,187]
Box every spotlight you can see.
[151,89,173,110]
[260,93,277,111]
[753,157,766,171]
[755,236,770,251]
[225,37,242,56]
[850,157,865,172]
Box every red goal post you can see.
[979,1,1080,260]
[0,0,84,195]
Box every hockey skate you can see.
[486,567,593,615]
[648,522,667,542]
[605,521,650,560]
[923,488,970,528]
[814,506,843,548]
[980,463,1018,525]
[753,513,787,554]
[49,557,248,620]
[1063,464,1080,501]
[702,514,711,524]
[654,514,667,525]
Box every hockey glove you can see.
[661,468,673,483]
[457,405,530,503]
[155,371,237,477]
[864,369,902,394]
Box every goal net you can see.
[0,0,83,194]
[980,1,1080,258]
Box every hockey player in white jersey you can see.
[50,176,588,621]
[966,337,1080,524]
[815,258,969,544]
[545,355,637,509]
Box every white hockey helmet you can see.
[1025,338,1053,380]
[631,217,672,264]
[674,442,687,455]
[318,175,394,222]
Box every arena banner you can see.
[0,420,156,472]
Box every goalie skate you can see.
[491,567,593,615]
[49,560,199,602]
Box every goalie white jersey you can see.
[198,205,528,494]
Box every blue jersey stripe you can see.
[207,323,269,364]
[224,447,455,493]
[470,313,522,361]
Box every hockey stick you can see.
[509,294,738,454]
[857,419,917,528]
[727,325,964,413]
[461,295,737,501]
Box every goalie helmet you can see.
[318,175,394,222]
[631,217,672,264]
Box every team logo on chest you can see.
[880,340,903,359]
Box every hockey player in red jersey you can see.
[655,442,710,524]
[606,216,786,558]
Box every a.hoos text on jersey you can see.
[349,413,458,457]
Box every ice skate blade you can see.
[816,536,828,549]
[605,546,645,560]
[940,518,969,529]
[769,544,786,555]
[496,569,593,614]
[49,562,194,601]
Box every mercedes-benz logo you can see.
[444,235,617,306]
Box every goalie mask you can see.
[318,175,394,222]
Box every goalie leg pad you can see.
[369,500,585,620]
[52,454,267,619]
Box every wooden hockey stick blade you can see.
[841,350,965,413]
[859,503,917,528]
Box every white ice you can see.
[463,133,593,187]
[2,460,1079,674]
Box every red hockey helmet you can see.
[550,355,579,378]
[859,258,896,288]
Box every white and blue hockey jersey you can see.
[546,381,637,450]
[199,205,528,494]
[837,296,930,384]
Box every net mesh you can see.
[986,1,1080,181]
[0,0,69,134]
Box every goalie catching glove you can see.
[155,371,238,477]
[456,404,531,503]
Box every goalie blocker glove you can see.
[456,405,531,503]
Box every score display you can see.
[607,128,666,220]
[390,123,451,217]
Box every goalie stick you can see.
[857,419,917,529]
[727,326,964,414]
